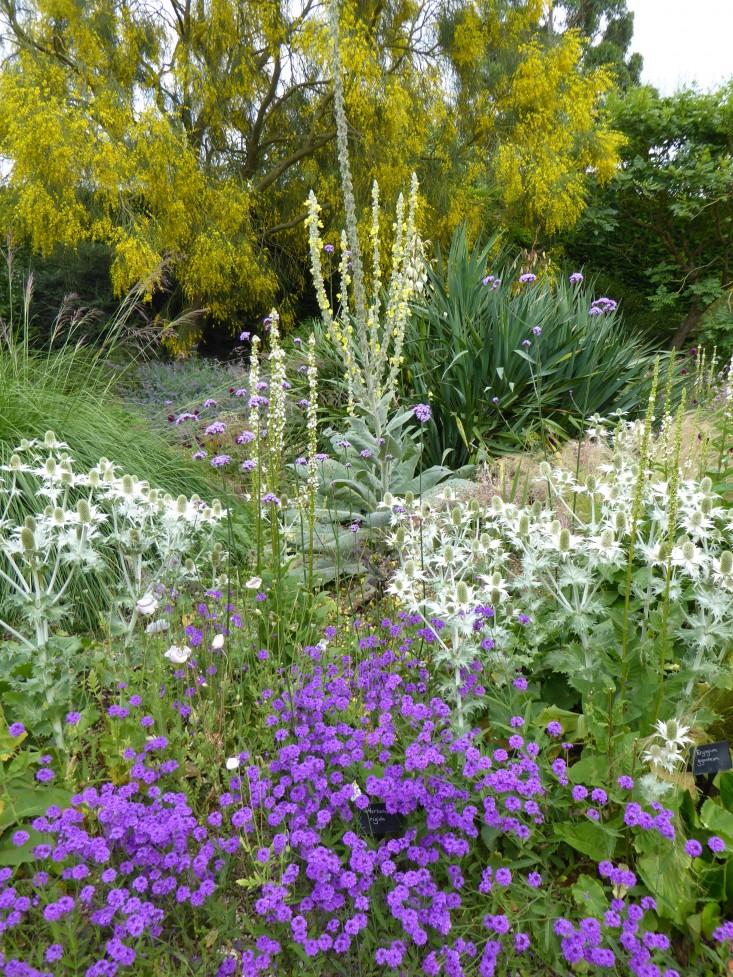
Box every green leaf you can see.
[700,799,733,847]
[571,874,608,919]
[553,820,616,862]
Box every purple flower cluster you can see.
[589,296,618,315]
[0,742,230,977]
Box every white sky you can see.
[626,0,733,94]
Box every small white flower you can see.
[164,643,192,664]
[136,593,159,616]
[211,633,225,650]
[225,756,240,771]
[245,576,262,590]
[145,619,169,634]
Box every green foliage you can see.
[287,395,471,583]
[569,83,733,348]
[402,226,665,468]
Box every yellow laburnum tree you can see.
[0,0,622,331]
[0,0,440,329]
[435,0,624,242]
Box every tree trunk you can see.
[670,305,705,350]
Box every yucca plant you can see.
[404,226,675,468]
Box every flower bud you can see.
[720,551,733,575]
[76,499,92,524]
[20,526,36,551]
[395,527,405,546]
[456,581,469,605]
[701,497,712,516]
[700,476,712,493]
[122,474,134,495]
[176,494,187,514]
[585,474,597,492]
[405,491,414,506]
[518,514,530,536]
[451,506,462,527]
[538,461,551,477]
[9,454,21,470]
[681,541,696,562]
[404,560,416,580]
[491,496,503,514]
[383,492,393,506]
[531,500,542,517]
[558,529,571,553]
[444,545,454,564]
[615,512,627,532]
[44,456,57,476]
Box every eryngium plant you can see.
[387,416,733,731]
[0,433,226,647]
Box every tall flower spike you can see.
[266,311,287,494]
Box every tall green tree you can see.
[568,84,733,348]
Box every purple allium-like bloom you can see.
[12,830,29,847]
[360,449,372,459]
[192,450,207,460]
[617,775,634,789]
[527,872,542,888]
[709,836,726,854]
[211,454,231,467]
[66,712,80,725]
[522,339,531,347]
[495,868,512,885]
[569,272,584,284]
[519,273,537,283]
[36,768,55,782]
[242,459,256,470]
[546,721,563,738]
[512,676,528,690]
[413,403,432,423]
[262,493,281,506]
[236,430,256,444]
[205,421,226,435]
[532,326,542,336]
[8,722,25,737]
[517,613,530,625]
[482,275,495,285]
[324,243,335,253]
[240,331,251,341]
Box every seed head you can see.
[76,499,92,524]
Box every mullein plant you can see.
[305,1,421,433]
[0,433,225,648]
[385,412,733,738]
